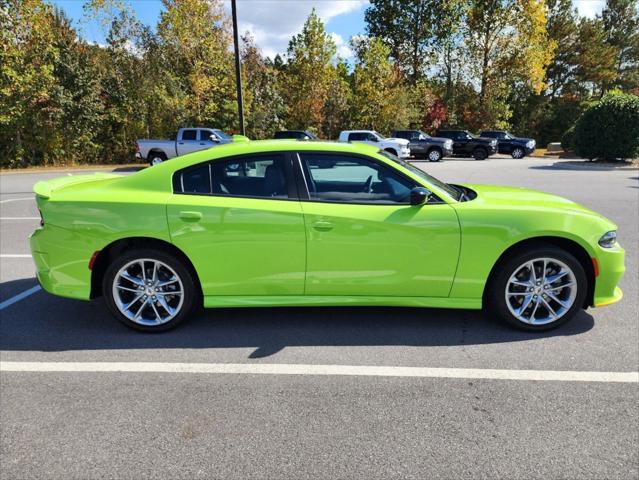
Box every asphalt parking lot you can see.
[1,156,638,479]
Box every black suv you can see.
[391,130,453,162]
[435,129,498,160]
[273,130,318,140]
[480,130,536,158]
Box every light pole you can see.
[231,0,245,136]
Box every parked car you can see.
[31,140,624,333]
[392,129,453,162]
[136,128,232,166]
[435,129,498,160]
[480,130,536,158]
[338,130,410,159]
[273,130,318,140]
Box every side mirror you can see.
[210,134,221,143]
[410,187,431,205]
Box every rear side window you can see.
[438,131,453,139]
[181,130,197,141]
[174,154,291,199]
[175,163,211,194]
[348,132,366,141]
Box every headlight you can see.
[491,139,497,145]
[526,140,535,148]
[598,230,617,248]
[445,140,452,147]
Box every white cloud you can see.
[573,0,605,18]
[330,32,353,59]
[224,0,367,58]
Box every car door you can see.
[198,129,217,150]
[295,152,460,298]
[166,153,306,296]
[176,129,201,156]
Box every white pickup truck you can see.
[338,130,411,159]
[136,128,233,166]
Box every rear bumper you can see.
[30,226,91,300]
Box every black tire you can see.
[511,147,525,159]
[103,248,199,332]
[473,147,488,160]
[148,151,166,166]
[426,148,442,162]
[384,148,398,157]
[486,244,587,331]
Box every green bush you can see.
[561,126,575,151]
[572,93,639,160]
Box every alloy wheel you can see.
[505,257,577,325]
[112,258,184,326]
[512,148,524,159]
[428,149,442,162]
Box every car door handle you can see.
[179,211,202,222]
[312,221,334,232]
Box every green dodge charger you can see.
[30,139,625,332]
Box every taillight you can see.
[38,208,44,226]
[135,143,140,153]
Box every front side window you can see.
[299,153,416,204]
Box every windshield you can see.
[418,131,431,140]
[504,132,514,139]
[372,131,384,140]
[213,129,232,140]
[378,150,460,200]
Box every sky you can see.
[51,0,609,60]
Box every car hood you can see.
[461,183,613,223]
[384,138,410,146]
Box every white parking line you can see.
[0,217,40,220]
[0,361,637,383]
[0,285,41,311]
[0,197,32,203]
[0,254,32,258]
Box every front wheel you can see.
[384,148,398,157]
[103,248,198,332]
[487,245,587,331]
[473,148,488,160]
[427,148,442,162]
[511,147,525,159]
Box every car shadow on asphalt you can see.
[0,278,596,358]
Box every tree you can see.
[464,0,554,128]
[282,9,336,135]
[574,18,619,96]
[350,36,412,133]
[0,0,57,166]
[602,0,639,91]
[156,0,236,128]
[241,33,285,138]
[365,0,467,83]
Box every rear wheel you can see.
[427,148,442,162]
[148,152,166,166]
[103,248,198,332]
[473,147,488,160]
[487,245,587,331]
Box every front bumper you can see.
[399,147,411,159]
[443,147,453,157]
[592,244,625,308]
